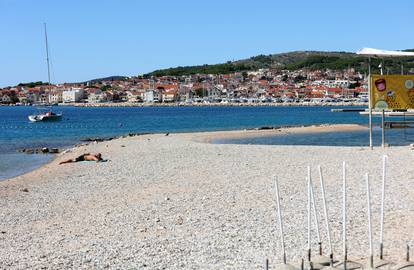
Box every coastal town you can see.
[0,68,368,106]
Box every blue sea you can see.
[1,105,413,180]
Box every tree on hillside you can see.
[100,85,111,92]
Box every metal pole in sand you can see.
[343,162,347,269]
[275,176,287,264]
[394,243,414,269]
[307,167,313,269]
[274,177,298,270]
[379,155,387,260]
[366,173,374,269]
[318,166,335,267]
[336,163,362,270]
[310,181,322,255]
[310,171,330,267]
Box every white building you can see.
[62,88,84,103]
[312,80,350,88]
[143,89,160,102]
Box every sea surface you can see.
[1,105,413,180]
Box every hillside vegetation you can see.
[146,50,414,76]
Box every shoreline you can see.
[62,101,367,107]
[3,123,367,183]
[1,125,413,268]
[2,102,367,107]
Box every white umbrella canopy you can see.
[356,48,414,57]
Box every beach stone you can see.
[176,216,183,225]
[24,149,35,154]
[20,188,29,192]
[257,126,274,130]
[49,148,59,153]
[41,147,49,153]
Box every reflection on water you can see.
[0,153,53,180]
[212,128,414,147]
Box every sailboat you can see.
[28,23,62,122]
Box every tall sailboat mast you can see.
[44,23,51,84]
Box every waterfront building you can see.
[143,89,161,102]
[126,90,144,102]
[87,89,105,103]
[62,88,84,103]
[48,91,63,104]
[162,90,178,102]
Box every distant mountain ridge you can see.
[56,49,414,84]
[145,50,414,77]
[86,76,128,84]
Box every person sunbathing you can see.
[59,153,103,165]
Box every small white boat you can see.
[28,109,62,122]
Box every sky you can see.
[1,0,414,87]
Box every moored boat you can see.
[28,109,62,122]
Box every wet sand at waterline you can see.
[1,124,413,269]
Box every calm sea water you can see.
[1,105,412,180]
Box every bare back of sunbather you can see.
[59,153,103,165]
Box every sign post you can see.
[382,109,385,148]
[368,57,373,149]
[356,48,414,148]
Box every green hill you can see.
[146,50,414,77]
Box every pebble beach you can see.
[1,124,414,269]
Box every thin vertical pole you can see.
[310,176,322,255]
[382,109,385,148]
[401,63,404,75]
[380,155,388,259]
[366,173,374,268]
[342,162,347,268]
[44,23,51,84]
[275,176,287,264]
[380,60,384,75]
[318,166,334,266]
[368,57,373,149]
[307,167,312,264]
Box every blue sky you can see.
[1,0,413,87]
